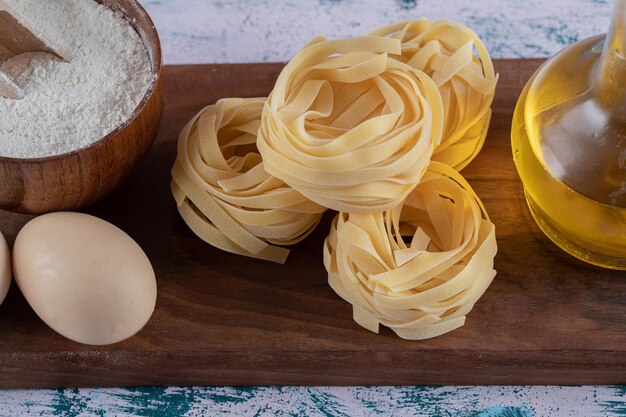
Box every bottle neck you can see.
[596,0,626,108]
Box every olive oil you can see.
[512,2,626,270]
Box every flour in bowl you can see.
[0,0,153,158]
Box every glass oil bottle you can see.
[512,0,626,269]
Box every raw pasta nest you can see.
[323,162,497,340]
[258,36,444,214]
[369,19,498,170]
[172,97,326,264]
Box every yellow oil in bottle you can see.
[512,25,626,270]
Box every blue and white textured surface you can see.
[142,0,612,64]
[2,386,625,416]
[2,0,625,416]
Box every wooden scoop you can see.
[0,0,72,99]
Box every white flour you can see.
[0,0,153,158]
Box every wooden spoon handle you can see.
[0,1,72,99]
[0,1,72,62]
[0,71,22,100]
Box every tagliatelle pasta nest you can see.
[170,19,499,341]
[257,36,444,214]
[171,97,326,264]
[369,19,498,170]
[323,162,497,340]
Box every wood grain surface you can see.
[0,60,624,388]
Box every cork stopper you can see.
[0,0,72,99]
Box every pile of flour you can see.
[0,0,153,158]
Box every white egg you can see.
[0,230,11,306]
[13,212,157,345]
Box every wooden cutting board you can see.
[0,60,624,388]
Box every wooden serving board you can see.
[1,60,624,388]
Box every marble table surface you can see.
[1,0,624,416]
[1,386,625,416]
[2,386,626,416]
[143,0,611,64]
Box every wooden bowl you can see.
[0,0,165,214]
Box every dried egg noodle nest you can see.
[172,98,326,264]
[369,20,498,171]
[323,162,497,340]
[258,36,444,214]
